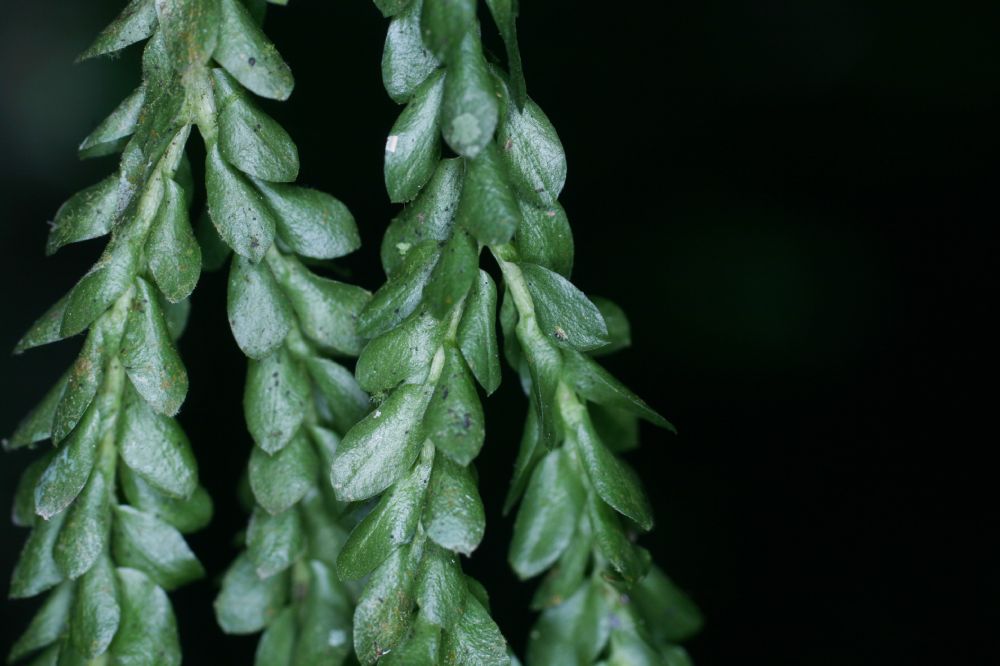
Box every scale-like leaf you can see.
[109,568,181,666]
[386,71,444,203]
[147,179,201,303]
[46,176,118,256]
[228,254,293,359]
[425,456,485,555]
[111,506,204,590]
[52,468,112,580]
[248,430,318,514]
[244,346,309,453]
[424,346,484,465]
[246,506,305,578]
[519,262,609,351]
[69,555,120,658]
[206,144,277,263]
[383,0,440,103]
[215,0,294,100]
[456,271,501,395]
[215,554,288,634]
[259,181,360,259]
[119,389,198,499]
[441,32,497,158]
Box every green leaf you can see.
[572,413,653,530]
[423,229,478,317]
[162,297,190,343]
[9,512,67,599]
[531,519,592,609]
[215,0,294,100]
[34,405,101,520]
[425,456,485,555]
[515,201,573,277]
[79,0,157,60]
[51,329,106,444]
[69,555,120,658]
[155,0,220,72]
[502,400,542,514]
[381,615,441,665]
[304,357,370,432]
[119,468,212,534]
[293,561,353,664]
[484,0,526,108]
[353,544,419,664]
[509,449,585,579]
[355,311,442,394]
[631,566,703,644]
[254,607,295,666]
[7,582,72,663]
[109,567,181,666]
[14,294,71,355]
[441,32,498,158]
[456,270,501,395]
[7,373,69,451]
[586,494,649,585]
[249,430,318,514]
[52,467,111,580]
[79,86,145,159]
[61,232,139,338]
[515,316,562,449]
[247,506,305,578]
[111,505,205,590]
[457,143,521,246]
[269,257,370,356]
[357,242,439,340]
[205,143,277,263]
[215,69,299,182]
[591,403,640,454]
[118,389,198,499]
[385,71,444,203]
[146,179,201,303]
[590,297,631,356]
[420,0,476,61]
[374,0,413,18]
[439,592,508,666]
[499,99,566,207]
[380,159,463,277]
[337,443,432,581]
[331,383,428,502]
[526,581,610,666]
[424,346,484,465]
[196,208,232,270]
[519,262,609,351]
[12,455,51,527]
[257,181,360,259]
[244,346,309,454]
[45,176,118,256]
[121,277,189,416]
[415,543,464,628]
[607,629,665,666]
[563,351,673,430]
[228,254,293,358]
[215,554,288,634]
[383,0,440,104]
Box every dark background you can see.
[1,1,995,664]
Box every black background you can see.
[1,1,995,664]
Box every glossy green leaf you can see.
[215,554,288,634]
[254,607,295,666]
[380,159,463,277]
[515,201,573,278]
[45,176,118,256]
[499,99,566,207]
[121,278,189,416]
[456,270,501,395]
[111,505,204,590]
[119,468,212,534]
[564,351,672,430]
[7,582,71,663]
[69,555,120,658]
[331,383,428,502]
[79,86,144,158]
[61,232,139,337]
[196,208,232,270]
[607,629,666,666]
[383,0,440,104]
[374,0,413,18]
[147,179,201,303]
[355,311,442,394]
[155,0,220,71]
[12,455,50,527]
[257,181,360,259]
[304,357,370,432]
[215,70,299,182]
[441,32,497,158]
[337,443,432,581]
[270,257,370,356]
[415,543,464,628]
[9,512,67,599]
[34,405,100,520]
[632,566,704,645]
[519,262,609,351]
[424,346,484,465]
[118,389,198,499]
[215,0,294,100]
[587,494,649,585]
[248,429,318,514]
[380,615,441,665]
[531,519,592,609]
[109,567,181,666]
[502,400,542,514]
[515,316,562,449]
[79,0,157,60]
[385,71,444,203]
[425,456,485,554]
[293,561,353,664]
[509,449,585,579]
[14,294,71,355]
[7,373,69,451]
[590,297,631,356]
[484,0,526,108]
[52,467,111,580]
[353,544,419,664]
[50,329,106,444]
[457,143,521,246]
[526,581,610,666]
[423,229,478,317]
[205,143,277,263]
[244,346,309,454]
[228,254,293,358]
[162,297,190,342]
[357,242,439,339]
[439,592,508,666]
[420,0,475,61]
[246,506,305,578]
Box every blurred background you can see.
[1,1,995,664]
